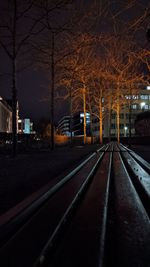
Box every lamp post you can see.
[82,87,86,145]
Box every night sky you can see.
[0,0,149,123]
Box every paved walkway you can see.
[0,144,100,216]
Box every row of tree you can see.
[58,33,148,143]
[0,0,150,154]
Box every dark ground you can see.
[0,143,149,221]
[130,145,150,163]
[0,144,101,217]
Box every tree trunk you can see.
[99,88,103,144]
[116,88,120,143]
[12,58,17,157]
[128,89,132,146]
[51,32,55,150]
[69,85,73,146]
[12,0,17,157]
[90,111,94,144]
[108,90,112,142]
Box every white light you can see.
[0,96,3,100]
[141,102,145,108]
[146,86,150,90]
[124,126,128,131]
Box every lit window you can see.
[132,104,137,109]
[132,95,138,99]
[125,95,131,99]
[141,95,148,99]
[144,104,149,110]
[80,113,84,118]
[86,113,90,117]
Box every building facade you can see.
[92,86,150,138]
[0,96,12,133]
[57,112,91,137]
[18,118,34,134]
[56,116,71,136]
[0,96,34,135]
[72,111,91,136]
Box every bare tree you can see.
[31,0,79,149]
[57,33,98,144]
[103,33,146,142]
[0,0,45,156]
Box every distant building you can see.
[72,111,91,136]
[0,96,12,132]
[56,116,71,136]
[92,85,150,138]
[56,112,91,137]
[0,95,34,135]
[18,118,34,134]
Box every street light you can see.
[140,102,145,110]
[124,126,128,137]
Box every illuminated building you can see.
[56,116,71,136]
[0,96,12,133]
[57,112,91,137]
[18,118,34,134]
[0,96,33,135]
[92,85,150,138]
[5,98,19,133]
[72,111,91,136]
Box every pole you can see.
[12,0,17,157]
[83,87,86,144]
[69,85,73,146]
[99,88,103,144]
[117,83,120,143]
[51,32,55,150]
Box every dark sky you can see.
[0,60,70,123]
[0,0,149,123]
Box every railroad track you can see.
[0,143,149,267]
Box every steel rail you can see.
[0,144,106,247]
[33,145,109,267]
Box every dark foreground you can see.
[0,143,149,267]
